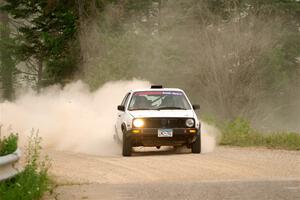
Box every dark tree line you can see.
[0,0,299,128]
[0,8,14,100]
[0,0,80,97]
[0,0,156,100]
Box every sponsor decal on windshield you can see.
[134,91,183,96]
[162,92,183,96]
[134,91,163,96]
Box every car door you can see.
[116,92,131,139]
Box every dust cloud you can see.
[0,80,149,155]
[201,122,220,153]
[0,80,218,155]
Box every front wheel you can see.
[122,131,132,156]
[191,133,201,154]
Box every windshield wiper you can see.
[156,106,186,110]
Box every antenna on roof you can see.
[151,85,163,89]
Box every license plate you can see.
[158,129,173,137]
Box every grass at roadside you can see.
[220,118,300,150]
[0,134,18,156]
[0,133,51,200]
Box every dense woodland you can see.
[0,0,300,130]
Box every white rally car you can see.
[114,85,201,156]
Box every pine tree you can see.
[1,0,78,91]
[0,3,15,100]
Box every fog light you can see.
[189,129,197,133]
[132,129,141,134]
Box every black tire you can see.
[122,130,132,156]
[191,133,201,154]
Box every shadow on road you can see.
[131,146,193,157]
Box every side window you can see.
[121,93,131,107]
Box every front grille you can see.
[140,118,192,128]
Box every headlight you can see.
[133,119,144,128]
[185,119,194,127]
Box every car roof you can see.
[129,88,184,93]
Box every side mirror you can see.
[117,105,125,111]
[192,104,200,110]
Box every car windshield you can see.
[128,91,191,111]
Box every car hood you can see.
[128,110,195,118]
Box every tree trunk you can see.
[0,9,15,101]
[37,57,43,93]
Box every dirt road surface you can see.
[44,147,300,200]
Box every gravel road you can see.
[44,146,300,200]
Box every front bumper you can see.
[125,128,199,147]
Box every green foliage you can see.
[246,0,300,16]
[44,46,79,86]
[264,132,300,150]
[0,0,299,130]
[0,133,18,156]
[0,134,51,200]
[220,118,300,150]
[1,0,78,89]
[206,0,243,20]
[0,165,49,200]
[84,32,140,89]
[259,47,289,93]
[83,0,299,122]
[0,11,16,100]
[125,0,154,13]
[206,0,300,18]
[221,118,261,146]
[2,0,77,58]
